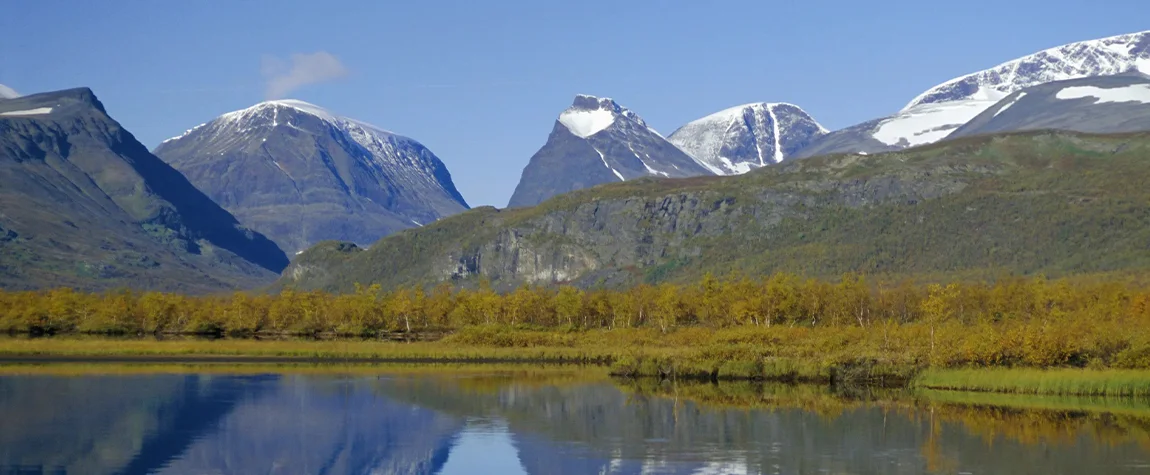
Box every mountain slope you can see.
[507,95,712,208]
[0,84,17,99]
[796,30,1150,158]
[278,130,1150,293]
[949,74,1150,139]
[153,100,469,255]
[0,88,287,292]
[667,102,827,174]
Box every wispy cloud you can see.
[0,83,19,99]
[261,51,349,100]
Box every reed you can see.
[913,368,1150,397]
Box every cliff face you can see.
[279,131,1150,292]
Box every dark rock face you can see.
[153,100,468,255]
[0,88,287,292]
[948,75,1150,139]
[279,131,1150,293]
[507,95,712,208]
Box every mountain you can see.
[796,30,1150,158]
[907,30,1150,109]
[153,100,469,255]
[277,130,1150,293]
[0,84,17,99]
[949,74,1150,139]
[0,88,288,292]
[507,95,713,208]
[667,102,828,174]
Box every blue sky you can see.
[1,1,1147,207]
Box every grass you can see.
[913,368,1150,397]
[0,337,614,363]
[10,328,1150,395]
[915,388,1150,418]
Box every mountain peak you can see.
[668,101,828,174]
[222,99,396,135]
[905,30,1150,110]
[510,96,711,207]
[0,87,107,116]
[154,96,469,254]
[571,94,620,110]
[559,94,648,138]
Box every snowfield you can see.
[1056,84,1150,104]
[0,107,53,116]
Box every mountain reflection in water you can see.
[1,368,1150,474]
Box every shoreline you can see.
[7,336,1150,397]
[0,353,605,365]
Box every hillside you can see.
[0,88,287,292]
[276,130,1150,293]
[949,74,1150,139]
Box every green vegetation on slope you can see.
[277,131,1150,293]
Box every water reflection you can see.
[1,367,1150,474]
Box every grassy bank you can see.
[913,368,1150,396]
[0,337,612,364]
[10,326,1150,393]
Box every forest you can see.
[6,273,1150,376]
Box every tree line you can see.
[2,273,1147,339]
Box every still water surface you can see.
[2,366,1150,474]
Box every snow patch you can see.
[161,122,208,144]
[1055,84,1150,104]
[593,146,624,181]
[0,107,52,116]
[628,145,669,177]
[873,100,996,146]
[766,104,784,164]
[668,102,825,175]
[559,108,615,138]
[993,92,1027,117]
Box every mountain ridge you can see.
[794,30,1150,158]
[278,130,1150,293]
[949,74,1150,139]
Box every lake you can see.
[2,365,1150,474]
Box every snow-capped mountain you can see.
[796,30,1150,158]
[908,30,1150,109]
[507,95,713,208]
[0,84,19,99]
[153,99,469,255]
[667,102,827,175]
[949,74,1150,139]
